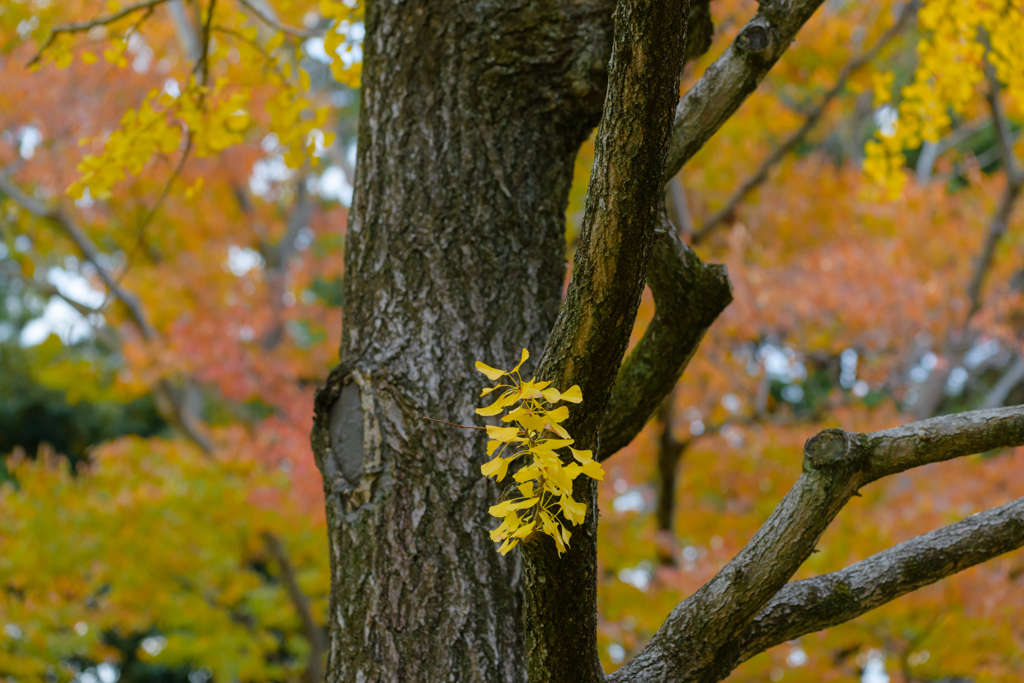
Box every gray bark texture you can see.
[308,0,1024,681]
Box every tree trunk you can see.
[311,2,613,681]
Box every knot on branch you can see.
[736,21,772,56]
[803,428,851,470]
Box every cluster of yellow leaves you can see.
[53,0,367,201]
[0,440,328,683]
[475,349,604,556]
[321,0,363,88]
[864,0,1024,196]
[67,79,250,200]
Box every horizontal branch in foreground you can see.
[720,494,1024,677]
[609,406,1024,683]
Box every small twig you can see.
[194,0,218,85]
[27,0,173,67]
[235,0,322,39]
[211,25,289,82]
[420,416,487,431]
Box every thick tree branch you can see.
[598,219,732,460]
[526,0,691,680]
[263,532,327,683]
[691,1,918,243]
[663,0,829,181]
[609,405,1024,682]
[719,495,1024,678]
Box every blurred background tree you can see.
[1,0,1022,682]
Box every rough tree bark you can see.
[310,2,615,681]
[310,0,1024,681]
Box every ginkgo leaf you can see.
[511,348,529,374]
[546,406,570,423]
[541,387,562,403]
[559,385,583,403]
[475,361,505,380]
[570,447,593,464]
[485,425,521,442]
[476,391,517,416]
[481,456,510,481]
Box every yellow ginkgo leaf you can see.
[570,447,593,464]
[510,348,529,374]
[560,385,583,403]
[475,361,505,380]
[485,425,521,442]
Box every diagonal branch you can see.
[0,175,156,340]
[663,0,830,182]
[597,217,732,461]
[28,0,172,66]
[235,0,321,38]
[609,405,1024,683]
[914,78,1023,420]
[691,0,918,243]
[263,532,327,683]
[719,494,1024,679]
[0,173,213,454]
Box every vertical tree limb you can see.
[525,1,691,680]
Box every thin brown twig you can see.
[211,25,290,82]
[235,0,321,39]
[420,416,487,431]
[27,0,173,67]
[691,0,918,244]
[194,0,218,85]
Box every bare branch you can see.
[28,0,172,67]
[984,356,1024,408]
[0,174,156,340]
[663,0,829,181]
[984,53,1023,187]
[914,78,1022,420]
[654,390,688,565]
[720,495,1024,679]
[0,172,214,454]
[915,115,988,183]
[263,532,327,683]
[609,405,1024,683]
[691,1,918,243]
[597,217,732,461]
[236,0,321,38]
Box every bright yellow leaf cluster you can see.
[322,0,364,88]
[864,0,1024,196]
[475,349,604,556]
[69,88,184,200]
